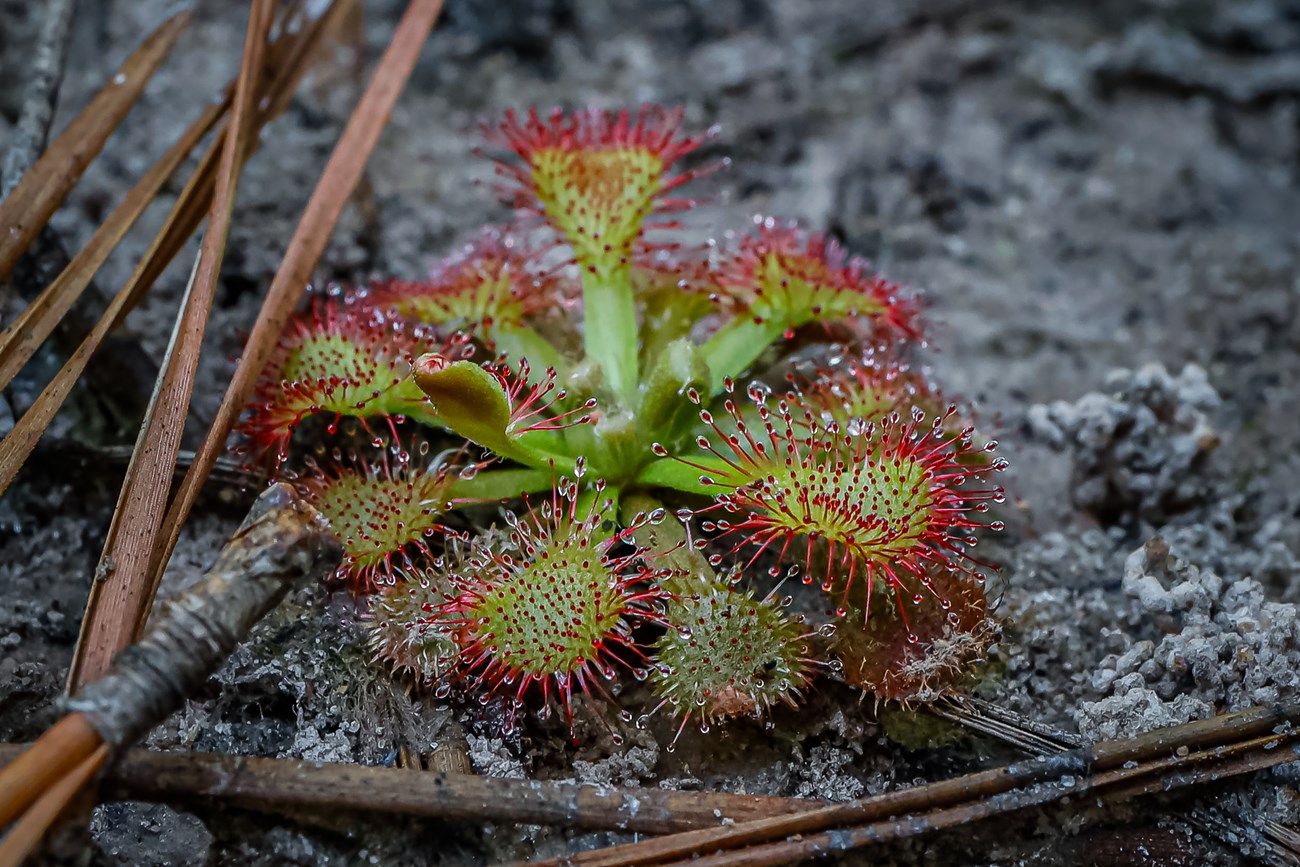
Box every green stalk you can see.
[619,492,713,583]
[491,325,565,377]
[637,337,709,447]
[445,467,557,502]
[575,484,620,543]
[582,265,638,406]
[699,317,785,394]
[633,455,731,495]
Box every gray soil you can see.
[2,0,1299,865]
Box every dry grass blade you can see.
[146,0,448,628]
[0,1,353,503]
[545,703,1300,867]
[0,744,108,867]
[0,11,190,283]
[65,0,277,690]
[1263,821,1300,864]
[0,97,228,392]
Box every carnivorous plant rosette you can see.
[237,104,1008,735]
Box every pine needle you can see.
[0,714,100,830]
[0,745,108,867]
[0,12,190,283]
[0,94,228,392]
[0,1,355,502]
[144,0,448,635]
[65,0,277,690]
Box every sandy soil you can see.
[2,0,1299,864]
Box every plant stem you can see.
[576,484,620,528]
[699,317,785,394]
[634,456,729,495]
[445,468,556,502]
[582,265,639,406]
[493,325,565,377]
[620,492,714,580]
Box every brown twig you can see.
[663,733,1300,867]
[0,483,332,854]
[0,0,76,199]
[0,11,191,284]
[0,747,826,836]
[541,703,1300,867]
[934,696,1296,866]
[0,0,77,197]
[147,0,448,633]
[65,484,332,749]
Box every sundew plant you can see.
[239,105,1007,736]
